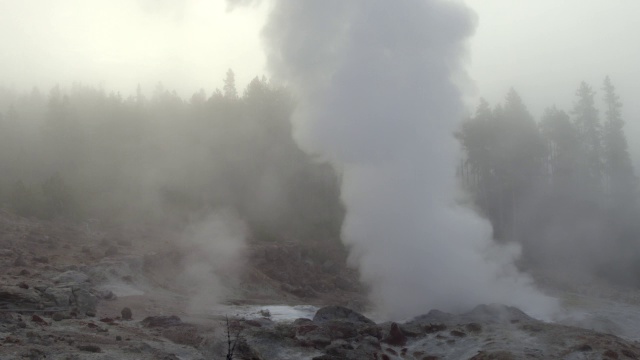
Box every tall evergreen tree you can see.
[457,90,545,241]
[540,106,579,186]
[572,82,603,195]
[601,76,637,209]
[223,69,238,99]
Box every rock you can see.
[423,323,447,333]
[0,312,16,324]
[162,325,203,346]
[100,317,116,324]
[358,324,383,339]
[398,323,424,337]
[313,306,375,325]
[295,323,332,348]
[356,335,381,352]
[470,350,516,360]
[312,356,342,360]
[72,288,98,316]
[31,314,48,325]
[53,270,89,285]
[0,285,42,304]
[301,329,332,348]
[574,344,593,352]
[77,344,101,353]
[116,238,132,247]
[116,335,122,341]
[323,320,359,339]
[293,318,313,326]
[25,348,47,360]
[105,245,119,257]
[19,269,30,276]
[52,313,64,321]
[462,304,534,324]
[382,323,406,346]
[32,256,48,264]
[466,323,482,333]
[244,319,264,327]
[121,307,132,320]
[13,255,27,266]
[43,287,72,307]
[326,339,353,354]
[141,315,182,328]
[0,249,14,257]
[95,289,117,300]
[18,282,29,289]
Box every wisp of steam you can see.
[232,0,558,319]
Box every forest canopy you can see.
[457,77,640,284]
[0,72,344,247]
[2,73,639,286]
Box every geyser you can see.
[241,0,558,319]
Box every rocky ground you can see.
[3,210,640,359]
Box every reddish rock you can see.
[382,323,406,346]
[31,314,48,325]
[141,315,182,328]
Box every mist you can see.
[3,0,640,326]
[0,77,346,311]
[248,0,557,319]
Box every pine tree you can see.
[601,76,637,208]
[223,69,238,99]
[572,82,603,195]
[540,106,579,186]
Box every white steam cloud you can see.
[178,211,247,312]
[247,0,558,319]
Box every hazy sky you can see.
[466,0,640,160]
[1,0,640,159]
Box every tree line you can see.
[0,70,345,248]
[457,77,639,284]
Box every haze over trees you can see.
[457,77,639,284]
[2,71,640,288]
[0,72,345,249]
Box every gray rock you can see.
[0,248,14,257]
[121,307,132,320]
[72,288,97,316]
[13,255,27,267]
[94,289,117,300]
[141,315,182,328]
[313,306,375,325]
[43,287,72,307]
[0,285,42,304]
[325,339,353,354]
[53,270,89,285]
[303,329,332,348]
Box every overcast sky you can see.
[1,0,640,160]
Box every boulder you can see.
[43,287,72,307]
[382,323,406,346]
[313,306,374,325]
[53,270,89,285]
[0,248,14,257]
[141,315,183,328]
[461,304,534,324]
[72,288,98,316]
[121,307,133,320]
[0,285,42,304]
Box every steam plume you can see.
[248,0,557,319]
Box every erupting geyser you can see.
[232,0,558,319]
